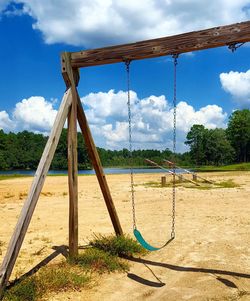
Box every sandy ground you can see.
[0,171,249,300]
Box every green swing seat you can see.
[133,228,160,251]
[134,228,174,251]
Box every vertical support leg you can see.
[76,93,123,236]
[61,51,122,238]
[62,52,79,257]
[68,94,78,257]
[0,89,73,299]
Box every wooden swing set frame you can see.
[0,20,250,298]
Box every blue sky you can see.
[0,1,249,152]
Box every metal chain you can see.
[171,54,178,239]
[125,60,136,230]
[126,56,178,238]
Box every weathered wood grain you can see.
[77,93,123,236]
[0,89,73,299]
[70,21,250,68]
[61,52,80,88]
[63,52,79,258]
[68,95,78,257]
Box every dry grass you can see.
[142,178,240,190]
[3,235,145,301]
[3,263,90,301]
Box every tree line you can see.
[0,109,249,170]
[186,109,250,165]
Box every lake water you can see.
[0,168,186,176]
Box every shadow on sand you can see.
[125,256,250,288]
[6,246,250,291]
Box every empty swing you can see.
[125,55,178,251]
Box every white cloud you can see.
[13,96,58,133]
[2,0,250,47]
[0,90,227,151]
[0,96,58,134]
[83,89,137,120]
[220,70,250,107]
[0,110,13,131]
[82,90,227,151]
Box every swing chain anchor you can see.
[124,59,131,71]
[228,42,245,52]
[172,53,179,66]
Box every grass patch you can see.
[89,234,146,257]
[4,235,145,300]
[4,277,37,301]
[142,181,163,188]
[72,248,129,273]
[37,263,89,292]
[72,234,146,274]
[142,179,195,188]
[0,174,30,181]
[4,263,90,301]
[196,162,250,172]
[143,178,239,190]
[215,179,240,188]
[185,179,240,190]
[141,180,179,188]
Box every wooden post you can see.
[193,174,197,181]
[0,89,73,299]
[68,95,78,257]
[76,94,123,236]
[161,176,166,187]
[62,52,79,257]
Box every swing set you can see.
[0,20,250,298]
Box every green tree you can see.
[77,132,91,169]
[185,124,208,165]
[0,151,8,169]
[51,129,91,169]
[227,109,250,162]
[205,128,234,165]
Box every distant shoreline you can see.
[0,162,249,177]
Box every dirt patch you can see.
[0,171,249,300]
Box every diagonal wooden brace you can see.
[76,93,123,236]
[0,89,73,299]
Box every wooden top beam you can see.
[70,21,250,68]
